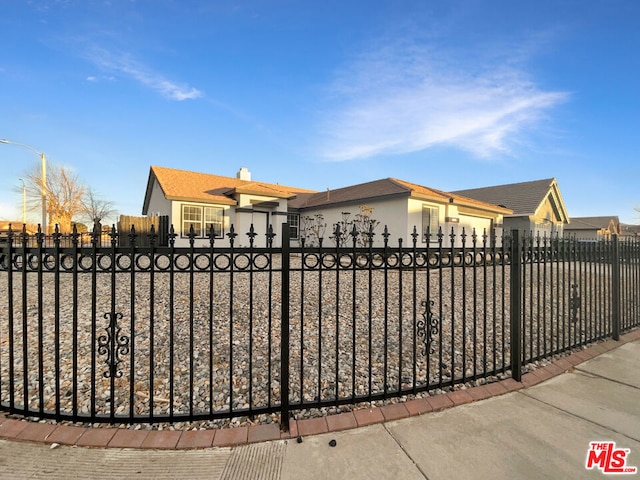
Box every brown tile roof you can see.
[451,178,556,216]
[391,179,512,213]
[143,166,315,213]
[289,178,408,209]
[289,177,512,214]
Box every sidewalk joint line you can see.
[573,367,640,391]
[383,423,431,480]
[518,389,639,444]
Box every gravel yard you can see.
[0,250,624,429]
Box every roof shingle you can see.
[566,216,619,231]
[452,178,556,216]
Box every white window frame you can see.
[181,204,224,238]
[422,205,439,243]
[288,213,300,239]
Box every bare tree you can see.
[300,213,327,247]
[22,162,86,232]
[80,188,117,229]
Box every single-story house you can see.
[620,223,640,240]
[452,178,570,238]
[141,166,512,248]
[564,216,621,240]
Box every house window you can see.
[422,206,439,242]
[288,213,300,239]
[181,204,224,238]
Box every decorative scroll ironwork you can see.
[570,283,581,324]
[97,312,130,378]
[417,300,439,355]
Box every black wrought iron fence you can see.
[0,224,638,429]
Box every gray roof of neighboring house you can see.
[621,223,640,234]
[566,216,619,231]
[451,178,557,216]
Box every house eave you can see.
[298,191,409,211]
[166,195,238,206]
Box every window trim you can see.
[422,205,439,243]
[288,213,300,240]
[180,203,225,238]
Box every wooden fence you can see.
[117,215,169,247]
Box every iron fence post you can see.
[612,234,620,341]
[280,222,291,430]
[510,229,522,382]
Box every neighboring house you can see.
[0,221,38,235]
[142,166,512,248]
[452,178,570,238]
[564,216,621,240]
[620,223,640,240]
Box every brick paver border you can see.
[1,329,638,450]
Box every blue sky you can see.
[1,0,639,226]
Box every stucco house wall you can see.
[298,196,408,247]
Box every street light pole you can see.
[0,139,47,233]
[18,178,26,224]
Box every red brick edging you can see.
[1,329,638,450]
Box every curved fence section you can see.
[0,224,638,427]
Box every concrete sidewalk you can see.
[1,333,639,479]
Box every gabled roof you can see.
[452,178,568,221]
[289,177,512,214]
[142,165,512,217]
[567,216,620,231]
[142,166,315,213]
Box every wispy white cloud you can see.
[318,39,568,161]
[84,47,201,101]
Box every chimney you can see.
[237,167,251,181]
